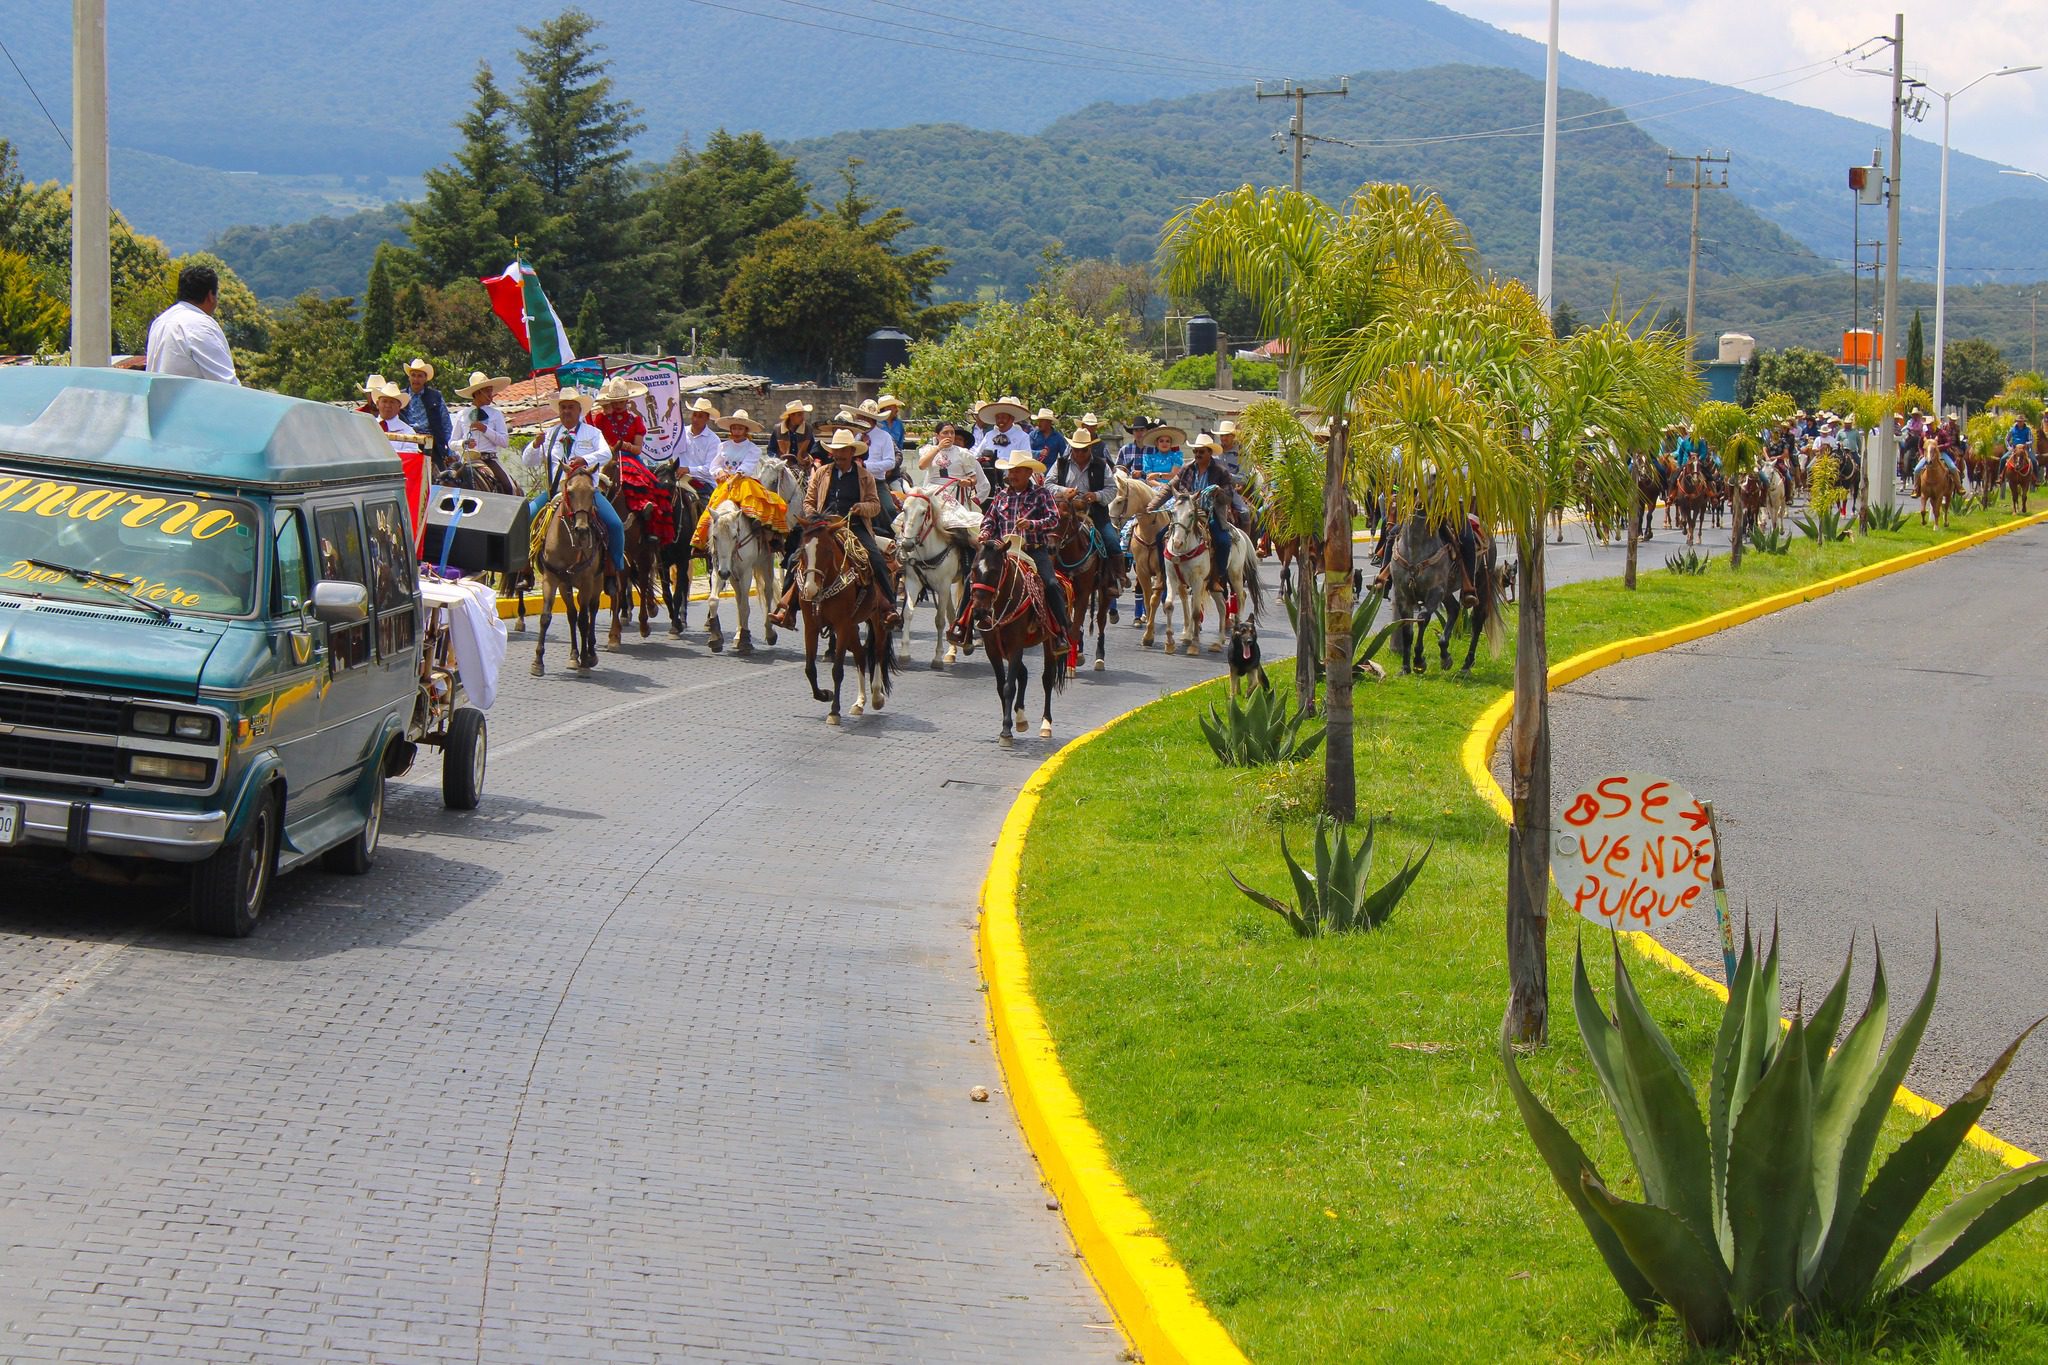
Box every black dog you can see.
[1225,620,1270,701]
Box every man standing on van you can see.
[144,264,239,385]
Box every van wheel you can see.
[323,768,384,875]
[191,786,279,937]
[442,708,486,811]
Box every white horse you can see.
[705,455,801,656]
[1110,470,1176,650]
[894,477,980,668]
[1760,461,1790,533]
[1162,488,1262,656]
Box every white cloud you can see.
[1447,0,2048,173]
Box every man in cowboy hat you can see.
[369,380,421,453]
[1169,433,1239,591]
[1213,419,1245,476]
[450,370,517,493]
[356,373,388,416]
[874,394,907,449]
[841,403,900,531]
[522,388,625,574]
[1116,417,1157,473]
[766,399,817,472]
[967,449,1071,648]
[770,429,898,629]
[679,396,722,487]
[971,397,1033,475]
[1048,428,1123,586]
[1029,407,1068,466]
[401,359,453,472]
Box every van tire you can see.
[323,767,384,875]
[442,708,486,811]
[191,786,279,937]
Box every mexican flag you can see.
[480,259,575,373]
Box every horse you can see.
[703,456,800,655]
[894,477,978,669]
[1111,470,1176,650]
[792,517,895,725]
[1271,533,1320,599]
[1917,455,1959,527]
[1627,455,1663,543]
[604,471,663,650]
[2003,447,2035,513]
[530,469,604,677]
[966,536,1069,747]
[1670,462,1712,545]
[1389,507,1472,675]
[1051,489,1116,674]
[1161,487,1262,657]
[656,469,704,638]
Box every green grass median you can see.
[1017,506,2048,1363]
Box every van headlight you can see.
[128,754,213,785]
[127,707,218,742]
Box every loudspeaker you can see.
[422,488,531,576]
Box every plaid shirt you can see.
[982,483,1062,548]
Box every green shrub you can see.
[1865,504,1911,532]
[1159,351,1281,392]
[1746,525,1793,555]
[1283,583,1395,680]
[1198,687,1324,767]
[1502,930,2048,1345]
[1664,548,1710,575]
[1227,816,1429,937]
[1793,506,1853,543]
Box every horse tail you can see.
[1241,538,1266,620]
[872,618,896,692]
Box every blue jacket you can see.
[404,385,452,457]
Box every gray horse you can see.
[1389,508,1504,675]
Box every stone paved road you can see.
[0,571,1313,1364]
[1537,524,2048,1154]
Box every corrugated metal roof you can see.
[0,367,400,489]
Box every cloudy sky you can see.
[1454,0,2048,173]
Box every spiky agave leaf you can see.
[1581,1168,1738,1343]
[1884,1159,2048,1295]
[1227,866,1311,937]
[1725,1012,1815,1322]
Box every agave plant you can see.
[1228,815,1430,937]
[1664,548,1710,576]
[1746,525,1792,556]
[1283,583,1396,680]
[1503,929,2048,1345]
[1792,507,1852,543]
[1198,687,1325,767]
[1864,503,1911,533]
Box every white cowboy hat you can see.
[1032,407,1059,424]
[403,358,435,380]
[721,409,764,438]
[1311,423,1331,442]
[1152,425,1188,447]
[781,399,814,420]
[596,375,648,404]
[1188,432,1221,455]
[554,387,591,410]
[1214,420,1238,437]
[687,397,719,417]
[837,406,877,430]
[371,379,406,403]
[456,370,511,399]
[978,396,1030,424]
[360,372,388,396]
[995,452,1046,474]
[875,394,903,412]
[1066,429,1101,450]
[820,428,869,457]
[1079,411,1103,429]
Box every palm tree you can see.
[1236,397,1324,715]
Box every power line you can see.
[0,36,69,152]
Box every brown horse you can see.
[966,536,1069,747]
[792,518,895,725]
[605,477,661,650]
[531,470,604,676]
[1051,490,1115,673]
[656,468,704,638]
[2003,448,2035,514]
[1917,456,1959,527]
[1671,463,1711,545]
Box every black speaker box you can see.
[422,488,531,575]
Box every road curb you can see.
[1462,508,2048,1170]
[978,682,1251,1365]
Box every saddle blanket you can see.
[617,457,676,543]
[692,474,790,549]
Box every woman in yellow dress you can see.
[692,410,790,548]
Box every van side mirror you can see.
[310,581,369,625]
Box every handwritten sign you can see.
[1549,772,1717,932]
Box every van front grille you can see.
[0,684,125,736]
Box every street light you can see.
[2001,168,2048,186]
[1932,64,2041,416]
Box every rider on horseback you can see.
[961,451,1071,648]
[1167,433,1236,593]
[1048,429,1124,587]
[523,388,626,575]
[769,429,900,629]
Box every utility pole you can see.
[1664,152,1730,359]
[1874,12,1905,511]
[1257,77,1347,403]
[71,0,111,367]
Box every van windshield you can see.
[0,468,260,616]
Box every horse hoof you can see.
[851,701,864,717]
[872,691,886,711]
[764,626,777,645]
[530,662,544,677]
[668,627,682,640]
[639,623,650,639]
[999,733,1013,748]
[931,657,945,671]
[1093,658,1105,672]
[1014,710,1027,729]
[1206,641,1222,654]
[735,636,753,656]
[604,642,620,653]
[826,713,841,727]
[708,637,724,654]
[1183,642,1198,657]
[1039,721,1052,739]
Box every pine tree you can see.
[1905,309,1928,389]
[406,63,549,285]
[573,291,604,358]
[361,246,396,357]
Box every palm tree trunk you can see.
[1295,562,1318,716]
[1505,517,1549,1045]
[1322,422,1354,821]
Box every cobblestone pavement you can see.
[0,572,1308,1364]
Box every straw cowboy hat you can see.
[721,409,765,438]
[1214,420,1239,437]
[554,387,591,411]
[819,428,869,458]
[403,358,435,380]
[1032,406,1059,424]
[1066,428,1101,450]
[781,399,814,421]
[596,375,649,404]
[978,396,1030,424]
[1152,425,1188,447]
[1079,411,1104,429]
[456,370,511,399]
[875,394,903,413]
[687,397,720,418]
[360,372,388,396]
[837,406,877,430]
[994,451,1046,474]
[1188,432,1221,455]
[371,379,407,404]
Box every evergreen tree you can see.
[635,130,807,343]
[0,247,68,353]
[820,159,966,338]
[573,291,604,357]
[1906,309,1927,390]
[511,9,644,319]
[407,63,549,285]
[361,245,396,357]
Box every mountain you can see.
[6,0,2045,271]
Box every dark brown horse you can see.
[792,518,896,725]
[1051,490,1115,674]
[1671,462,1711,545]
[605,474,662,650]
[2004,448,2035,513]
[966,537,1070,746]
[656,467,704,638]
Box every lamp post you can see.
[1932,65,2040,416]
[2002,168,2048,185]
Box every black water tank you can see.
[864,328,911,378]
[1185,315,1219,362]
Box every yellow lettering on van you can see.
[188,508,240,540]
[65,488,127,521]
[156,501,204,535]
[12,482,79,516]
[119,495,169,528]
[0,477,31,506]
[3,560,61,584]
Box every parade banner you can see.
[612,359,684,463]
[554,358,605,394]
[1548,772,1718,932]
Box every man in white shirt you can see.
[970,397,1032,474]
[451,371,516,493]
[522,389,623,572]
[144,264,239,384]
[677,397,723,484]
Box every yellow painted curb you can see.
[980,682,1251,1365]
[1464,508,2048,1170]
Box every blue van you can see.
[0,369,441,934]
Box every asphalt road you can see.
[1538,523,2048,1154]
[0,566,1312,1363]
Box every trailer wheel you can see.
[442,708,487,811]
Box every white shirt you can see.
[525,419,612,485]
[454,404,509,456]
[678,423,721,476]
[926,444,989,499]
[972,423,1029,465]
[377,415,419,455]
[862,424,898,479]
[712,438,762,479]
[144,301,239,385]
